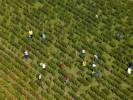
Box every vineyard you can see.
[0,0,133,100]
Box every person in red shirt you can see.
[59,62,65,69]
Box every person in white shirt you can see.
[128,68,132,74]
[24,50,29,59]
[42,33,46,39]
[127,63,133,74]
[92,63,96,68]
[80,49,86,59]
[82,49,86,54]
[40,63,46,69]
[94,54,98,59]
[96,14,99,18]
[41,33,46,42]
[38,74,42,80]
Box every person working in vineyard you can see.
[92,71,101,78]
[82,49,86,53]
[115,32,122,40]
[92,63,96,68]
[38,74,42,80]
[127,63,133,74]
[64,76,70,84]
[82,60,87,66]
[40,63,46,69]
[94,54,98,60]
[80,49,86,59]
[40,33,46,42]
[28,30,33,40]
[24,50,29,59]
[59,62,65,69]
[41,33,46,40]
[96,14,99,18]
[92,54,98,68]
